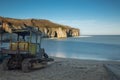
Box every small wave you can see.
[74,35,93,38]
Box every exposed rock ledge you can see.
[0,16,80,38]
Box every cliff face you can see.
[0,16,80,38]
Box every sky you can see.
[0,0,120,35]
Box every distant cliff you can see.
[0,16,80,38]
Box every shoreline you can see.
[51,56,120,62]
[0,57,120,80]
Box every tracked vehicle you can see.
[0,26,54,72]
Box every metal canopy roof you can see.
[0,26,42,36]
[12,29,42,36]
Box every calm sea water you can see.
[1,35,120,61]
[41,35,120,61]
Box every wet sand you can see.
[0,57,120,80]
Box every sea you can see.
[41,35,120,61]
[1,35,120,61]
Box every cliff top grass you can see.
[0,16,79,30]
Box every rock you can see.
[0,16,80,38]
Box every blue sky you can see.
[0,0,120,35]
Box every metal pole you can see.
[30,31,32,43]
[28,31,32,53]
[0,33,3,61]
[36,34,38,44]
[39,36,42,58]
[36,28,39,44]
[0,21,3,45]
[0,33,2,45]
[0,22,3,60]
[39,36,42,49]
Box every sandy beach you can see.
[0,57,120,80]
